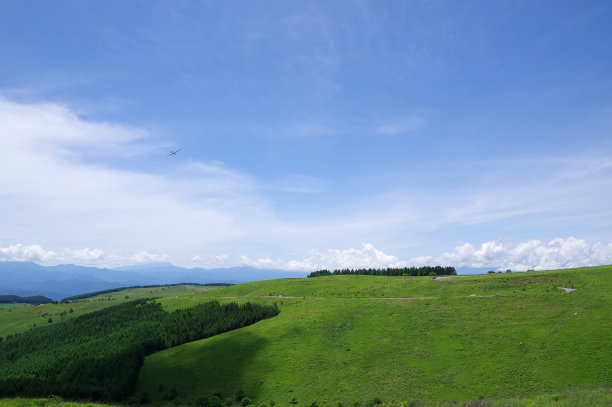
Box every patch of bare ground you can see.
[558,287,576,292]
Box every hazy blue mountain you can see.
[0,261,307,300]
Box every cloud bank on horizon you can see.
[1,238,611,272]
[1,2,611,272]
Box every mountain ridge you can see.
[0,261,307,300]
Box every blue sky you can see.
[1,1,612,270]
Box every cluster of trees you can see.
[0,295,53,305]
[60,283,233,302]
[0,299,278,401]
[308,266,456,278]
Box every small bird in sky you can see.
[168,149,182,156]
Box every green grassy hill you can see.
[134,266,612,405]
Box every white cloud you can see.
[0,244,169,267]
[0,97,146,157]
[128,251,170,264]
[3,238,612,272]
[175,238,612,271]
[219,239,610,271]
[191,243,408,271]
[0,97,268,260]
[193,238,612,271]
[0,244,58,263]
[280,243,407,270]
[63,247,106,262]
[432,237,612,271]
[2,96,612,268]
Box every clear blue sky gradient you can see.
[1,1,611,269]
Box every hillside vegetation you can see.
[134,266,612,405]
[0,299,278,401]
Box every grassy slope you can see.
[0,285,219,338]
[136,266,612,405]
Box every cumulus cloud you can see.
[0,244,58,263]
[4,238,612,272]
[0,244,169,267]
[191,238,612,271]
[190,243,408,271]
[280,243,407,270]
[128,251,170,264]
[63,247,106,262]
[432,237,612,271]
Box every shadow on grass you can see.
[136,330,269,405]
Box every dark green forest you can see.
[0,299,278,401]
[0,295,53,305]
[308,265,456,278]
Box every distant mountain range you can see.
[0,261,308,300]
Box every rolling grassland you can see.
[135,266,612,405]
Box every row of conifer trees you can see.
[308,265,456,278]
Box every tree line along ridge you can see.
[307,265,456,278]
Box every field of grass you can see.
[133,266,612,406]
[195,267,597,299]
[0,285,219,338]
